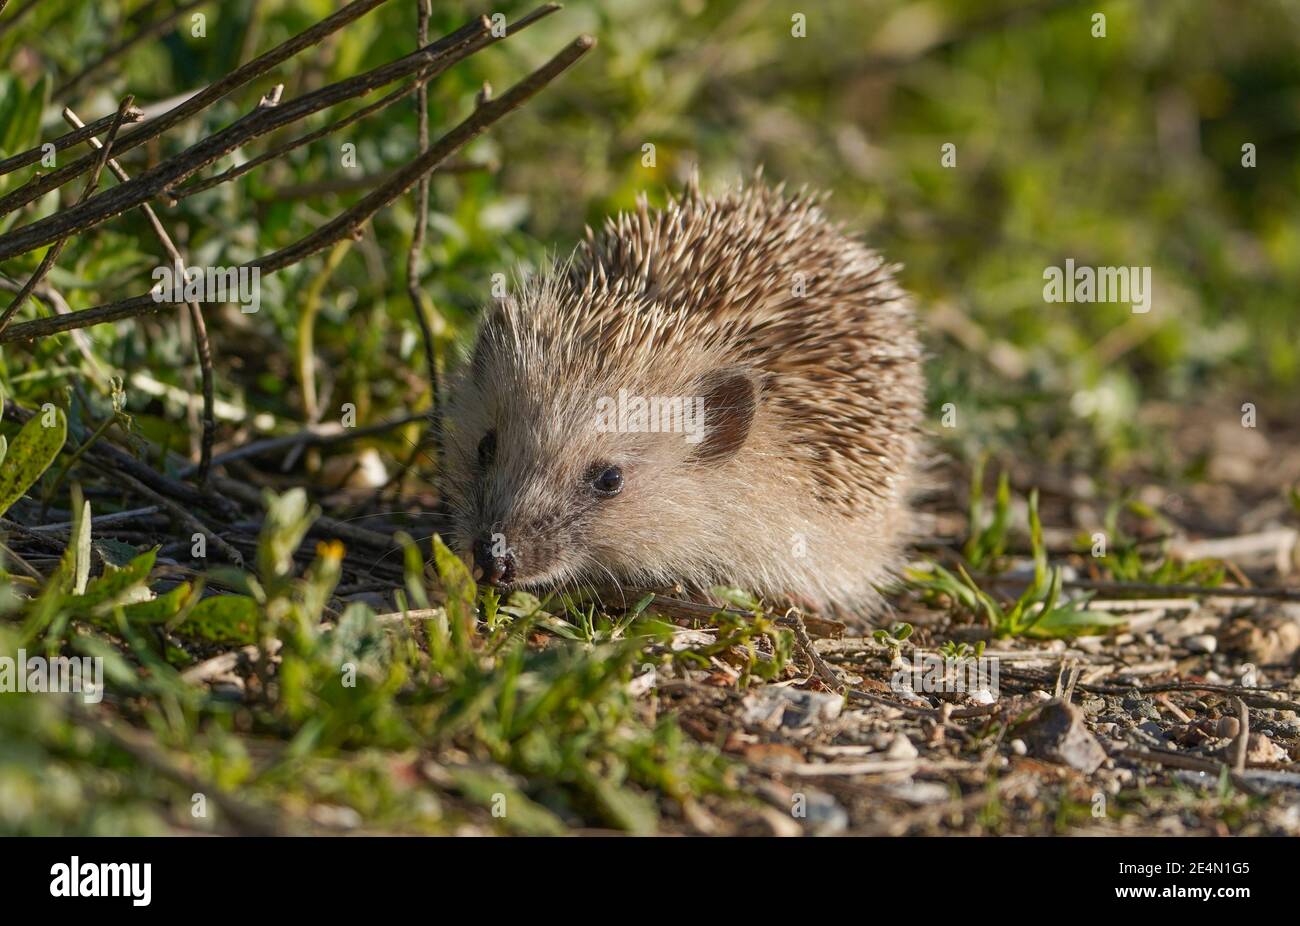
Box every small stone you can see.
[1247,733,1287,765]
[885,734,919,760]
[740,686,842,730]
[798,789,849,836]
[1183,634,1218,654]
[1010,738,1028,756]
[1019,699,1108,774]
[1216,716,1241,739]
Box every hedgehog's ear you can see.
[691,367,760,464]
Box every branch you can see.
[168,0,556,204]
[0,33,598,342]
[0,97,134,338]
[407,0,442,474]
[0,0,396,218]
[0,16,492,260]
[0,106,144,178]
[61,104,218,485]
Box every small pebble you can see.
[1184,634,1217,654]
[1010,738,1028,756]
[1216,716,1241,739]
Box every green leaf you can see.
[63,548,157,618]
[0,407,66,518]
[446,767,566,836]
[121,582,193,624]
[174,594,258,644]
[432,533,476,652]
[581,769,658,835]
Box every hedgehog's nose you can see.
[472,537,517,586]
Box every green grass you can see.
[1,486,745,834]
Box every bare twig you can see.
[990,574,1300,603]
[0,97,134,338]
[0,17,492,260]
[0,33,597,342]
[61,104,217,485]
[788,608,845,689]
[0,400,239,520]
[1230,696,1249,773]
[178,412,425,477]
[0,106,144,178]
[115,468,243,566]
[407,0,443,475]
[0,0,397,218]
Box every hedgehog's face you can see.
[443,318,761,595]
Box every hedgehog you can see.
[440,176,924,616]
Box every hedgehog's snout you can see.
[472,536,517,587]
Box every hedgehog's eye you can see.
[587,463,624,498]
[477,430,497,469]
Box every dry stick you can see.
[177,411,425,477]
[115,468,244,566]
[998,666,1300,713]
[208,473,397,553]
[0,33,598,342]
[0,273,107,380]
[0,17,491,262]
[1065,578,1300,602]
[0,400,239,519]
[0,107,144,178]
[61,104,218,485]
[407,0,442,474]
[55,0,209,100]
[255,162,495,201]
[257,36,596,274]
[173,2,555,203]
[0,0,396,218]
[172,79,424,201]
[0,97,134,338]
[1230,696,1249,773]
[989,574,1300,603]
[788,608,845,689]
[1115,746,1263,797]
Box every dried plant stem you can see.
[61,105,217,485]
[0,33,597,343]
[0,17,492,260]
[0,106,144,177]
[0,97,134,338]
[0,0,397,218]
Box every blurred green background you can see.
[2,0,1298,484]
